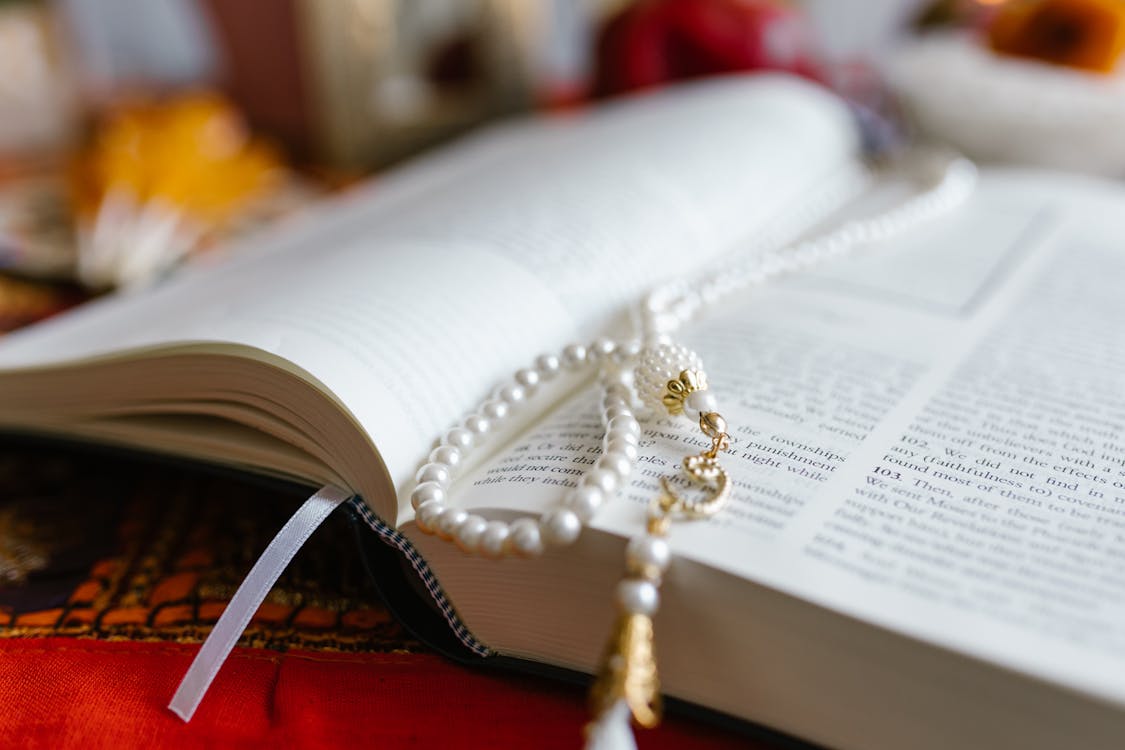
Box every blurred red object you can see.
[593,0,824,97]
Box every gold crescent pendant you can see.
[657,454,731,519]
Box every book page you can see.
[451,171,1125,704]
[0,76,858,494]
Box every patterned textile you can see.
[0,444,771,748]
[0,446,410,653]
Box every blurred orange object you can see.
[989,0,1125,73]
[71,92,288,288]
[74,92,284,224]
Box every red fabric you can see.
[0,638,761,749]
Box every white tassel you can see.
[584,700,637,750]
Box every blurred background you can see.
[1,0,1120,328]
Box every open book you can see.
[1,74,1125,750]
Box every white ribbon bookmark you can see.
[169,484,352,721]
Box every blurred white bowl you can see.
[885,33,1125,176]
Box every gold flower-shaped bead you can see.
[662,369,708,416]
[683,454,722,483]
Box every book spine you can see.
[348,497,492,658]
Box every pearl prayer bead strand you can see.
[401,150,977,750]
[411,338,646,558]
[598,153,978,634]
[411,152,975,564]
[639,153,978,340]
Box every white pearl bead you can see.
[480,521,510,558]
[602,396,629,414]
[539,509,582,547]
[607,415,640,438]
[602,370,629,387]
[603,405,632,423]
[603,385,629,399]
[463,414,490,435]
[442,427,474,451]
[415,464,451,488]
[684,389,719,420]
[561,344,587,369]
[507,517,544,557]
[605,441,638,463]
[514,368,540,391]
[608,393,632,409]
[626,535,671,578]
[596,453,632,481]
[535,353,561,379]
[496,383,526,405]
[582,467,619,495]
[647,312,678,332]
[411,481,446,510]
[616,579,660,615]
[481,399,509,422]
[566,485,604,522]
[612,340,642,364]
[415,500,446,534]
[611,429,640,447]
[605,383,631,400]
[455,514,488,553]
[437,509,468,540]
[588,337,616,362]
[429,445,462,471]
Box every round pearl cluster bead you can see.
[410,339,642,559]
[632,342,703,412]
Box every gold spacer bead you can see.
[661,369,708,416]
[700,411,727,438]
[626,560,665,582]
[646,514,671,536]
